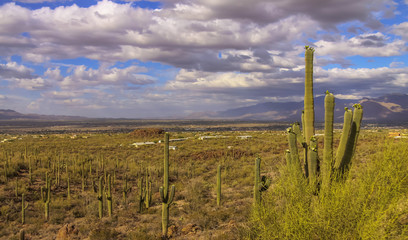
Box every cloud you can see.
[0,0,394,70]
[0,62,51,90]
[315,32,405,58]
[392,22,408,41]
[59,65,154,89]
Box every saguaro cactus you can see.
[122,174,131,207]
[106,174,112,217]
[322,91,335,189]
[97,176,103,219]
[160,133,176,239]
[144,168,153,209]
[21,193,28,224]
[41,172,51,221]
[67,174,71,200]
[254,158,270,206]
[217,165,221,206]
[138,177,145,213]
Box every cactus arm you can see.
[285,150,291,166]
[308,136,319,185]
[339,104,364,175]
[334,108,353,172]
[292,122,304,144]
[287,128,299,166]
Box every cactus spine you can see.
[217,165,221,206]
[254,157,270,206]
[160,133,176,239]
[97,176,103,219]
[106,174,112,217]
[21,193,28,224]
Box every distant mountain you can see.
[187,93,408,123]
[0,109,87,121]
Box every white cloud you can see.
[315,32,405,58]
[59,65,154,89]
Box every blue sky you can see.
[0,0,407,118]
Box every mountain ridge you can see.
[186,93,408,123]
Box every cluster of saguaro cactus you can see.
[160,133,176,239]
[41,172,51,221]
[254,158,270,206]
[286,46,363,189]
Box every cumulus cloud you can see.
[59,65,154,89]
[0,62,52,90]
[315,32,405,58]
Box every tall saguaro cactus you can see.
[304,46,316,179]
[160,133,176,239]
[122,174,131,207]
[21,193,28,224]
[97,176,103,219]
[322,91,335,189]
[144,168,153,209]
[41,172,51,221]
[106,174,113,217]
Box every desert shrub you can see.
[89,227,119,240]
[129,128,164,138]
[246,139,408,239]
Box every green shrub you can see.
[246,140,408,239]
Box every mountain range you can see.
[1,93,407,123]
[0,109,87,121]
[186,93,408,123]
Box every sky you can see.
[0,0,407,118]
